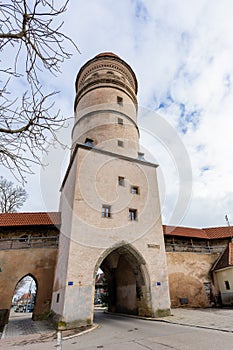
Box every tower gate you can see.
[51,52,171,329]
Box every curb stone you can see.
[62,323,99,340]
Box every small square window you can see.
[118,118,123,125]
[129,209,137,221]
[117,140,124,147]
[131,186,139,194]
[117,96,123,105]
[102,205,111,218]
[118,176,125,186]
[225,280,230,290]
[85,138,94,147]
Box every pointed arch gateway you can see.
[94,242,153,317]
[11,274,37,318]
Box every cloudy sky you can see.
[2,0,233,229]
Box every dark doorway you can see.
[94,245,152,317]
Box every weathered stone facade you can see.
[0,247,57,321]
[51,53,171,328]
[0,213,232,327]
[163,226,233,307]
[166,252,219,307]
[0,213,60,326]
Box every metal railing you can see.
[0,235,59,250]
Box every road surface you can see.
[61,310,233,350]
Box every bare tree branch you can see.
[0,0,79,182]
[0,176,28,212]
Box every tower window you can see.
[117,96,123,106]
[225,280,231,290]
[118,117,123,125]
[56,293,60,303]
[131,186,139,194]
[117,140,124,147]
[129,209,137,221]
[102,205,111,218]
[138,152,145,160]
[85,138,94,147]
[118,176,125,186]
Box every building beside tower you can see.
[51,52,171,328]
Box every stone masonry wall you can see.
[0,247,57,324]
[166,252,219,307]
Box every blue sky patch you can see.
[196,144,205,152]
[178,106,201,134]
[133,0,149,21]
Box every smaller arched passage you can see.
[94,243,152,317]
[10,274,37,320]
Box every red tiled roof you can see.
[163,225,233,240]
[212,242,233,271]
[204,226,233,239]
[20,293,33,300]
[0,212,61,227]
[0,212,232,241]
[163,225,209,239]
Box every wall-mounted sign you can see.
[68,281,73,286]
[147,244,160,249]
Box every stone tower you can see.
[51,52,171,328]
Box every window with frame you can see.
[117,140,124,147]
[118,117,123,125]
[118,176,125,186]
[129,208,137,221]
[117,96,123,106]
[131,186,139,195]
[102,205,111,218]
[225,280,231,290]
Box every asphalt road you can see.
[0,310,233,350]
[61,310,233,350]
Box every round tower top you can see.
[75,52,138,95]
[95,52,120,59]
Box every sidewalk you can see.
[1,311,56,348]
[157,307,233,332]
[2,312,55,338]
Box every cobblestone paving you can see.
[4,318,54,337]
[2,312,55,338]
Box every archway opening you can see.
[94,245,152,317]
[10,275,37,320]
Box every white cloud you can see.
[1,0,233,228]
